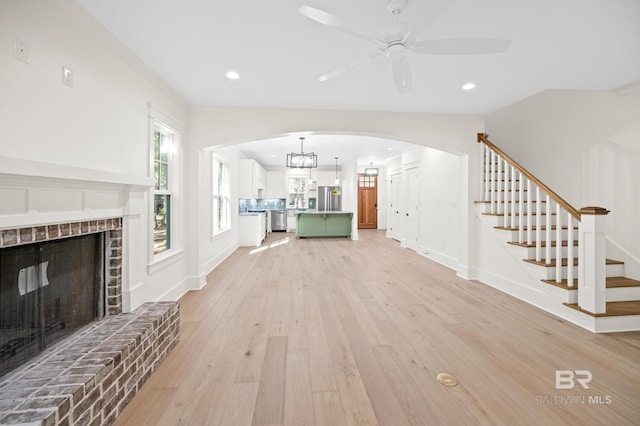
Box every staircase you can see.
[475,133,640,332]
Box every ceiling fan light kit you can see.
[299,1,510,93]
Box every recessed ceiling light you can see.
[462,82,476,91]
[387,147,393,151]
[225,70,240,80]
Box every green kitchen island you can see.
[296,211,353,238]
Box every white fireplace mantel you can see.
[0,156,152,230]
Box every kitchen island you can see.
[296,211,353,239]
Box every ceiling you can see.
[73,0,640,169]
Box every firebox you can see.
[0,216,128,381]
[0,233,104,377]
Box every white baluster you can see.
[526,179,532,244]
[503,163,510,227]
[535,187,542,261]
[490,151,496,214]
[545,195,552,264]
[483,144,490,201]
[555,203,563,283]
[518,176,525,243]
[566,212,575,288]
[497,156,503,215]
[511,167,517,230]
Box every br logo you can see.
[556,370,592,389]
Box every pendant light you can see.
[286,136,317,168]
[365,162,379,176]
[334,157,340,185]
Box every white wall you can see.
[0,0,190,311]
[485,88,640,277]
[1,1,488,310]
[381,146,463,271]
[188,107,484,282]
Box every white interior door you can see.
[405,166,420,251]
[388,172,403,242]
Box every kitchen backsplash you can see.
[238,198,286,213]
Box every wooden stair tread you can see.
[482,212,557,217]
[563,301,640,317]
[495,225,578,231]
[541,276,640,290]
[606,276,640,288]
[524,258,623,267]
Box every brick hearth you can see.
[0,218,181,425]
[0,301,180,425]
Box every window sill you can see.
[211,227,231,239]
[147,248,184,274]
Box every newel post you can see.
[577,206,609,314]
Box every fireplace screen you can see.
[0,233,104,377]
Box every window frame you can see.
[212,153,231,236]
[148,104,183,269]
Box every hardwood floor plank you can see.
[334,363,380,426]
[114,230,640,426]
[220,382,260,426]
[304,287,339,392]
[315,286,357,367]
[312,391,347,426]
[284,350,315,426]
[235,286,279,383]
[253,336,288,425]
[328,285,411,426]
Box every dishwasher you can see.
[271,209,287,232]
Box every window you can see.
[148,104,183,265]
[153,127,173,254]
[213,155,230,234]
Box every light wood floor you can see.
[115,230,640,426]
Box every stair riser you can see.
[539,264,624,281]
[484,192,538,203]
[495,215,560,228]
[607,287,640,302]
[502,229,577,242]
[520,246,578,259]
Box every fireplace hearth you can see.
[0,217,181,425]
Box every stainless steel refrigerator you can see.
[317,186,342,211]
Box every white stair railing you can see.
[478,134,607,313]
[478,134,580,285]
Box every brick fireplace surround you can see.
[0,218,180,425]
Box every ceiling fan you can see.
[299,0,510,93]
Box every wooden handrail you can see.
[477,133,581,221]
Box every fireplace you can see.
[0,218,123,378]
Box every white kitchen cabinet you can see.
[286,211,297,232]
[316,170,339,186]
[238,213,267,247]
[239,159,266,198]
[266,171,287,198]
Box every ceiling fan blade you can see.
[318,52,385,82]
[299,5,386,48]
[411,38,511,55]
[392,56,412,93]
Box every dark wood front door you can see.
[358,173,378,229]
